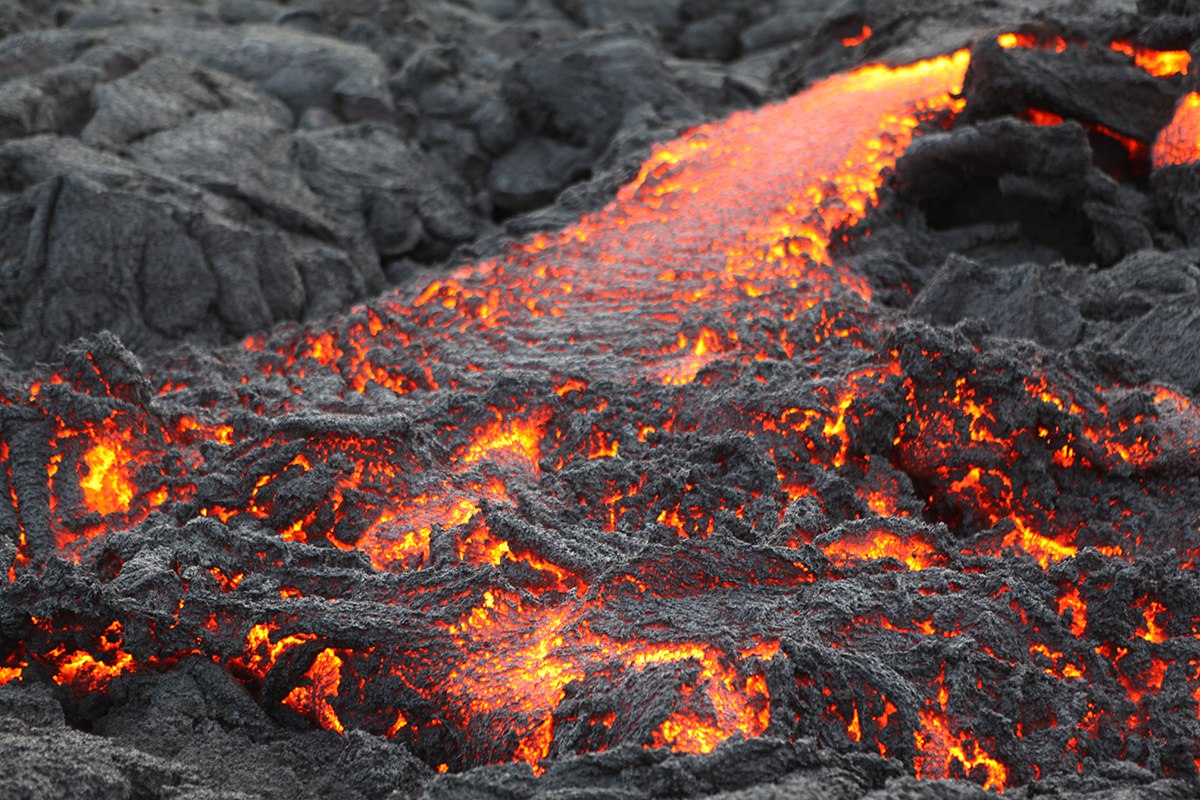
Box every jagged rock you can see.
[2,7,1200,799]
[296,123,484,260]
[0,700,198,800]
[554,0,686,35]
[126,110,333,239]
[1080,249,1200,328]
[82,53,293,151]
[0,136,325,355]
[963,35,1180,143]
[739,9,823,53]
[0,63,101,141]
[0,33,61,82]
[502,31,700,159]
[1152,162,1200,247]
[679,15,744,62]
[1113,298,1200,394]
[909,256,1085,349]
[488,135,593,214]
[894,117,1154,267]
[118,23,393,122]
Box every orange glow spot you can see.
[440,591,772,769]
[860,486,906,517]
[49,622,135,691]
[304,331,344,367]
[232,623,318,682]
[51,647,135,690]
[1052,445,1076,468]
[1022,108,1066,126]
[458,409,550,471]
[514,715,554,773]
[739,640,781,660]
[998,32,1033,48]
[1110,40,1191,77]
[847,705,863,741]
[353,495,481,571]
[1001,517,1077,568]
[1152,385,1194,411]
[80,437,134,516]
[652,710,727,754]
[458,522,585,595]
[387,710,409,737]
[554,378,588,396]
[283,648,345,733]
[0,648,26,686]
[1030,643,1084,680]
[657,507,689,538]
[998,32,1067,52]
[1154,92,1200,168]
[822,529,943,571]
[207,567,244,593]
[657,339,720,386]
[915,705,1008,791]
[1056,585,1088,637]
[587,429,619,459]
[1135,597,1169,643]
[841,24,872,47]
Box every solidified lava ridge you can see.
[4,35,1200,791]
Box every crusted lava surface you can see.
[8,5,1200,800]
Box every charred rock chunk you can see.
[297,123,485,262]
[963,34,1180,143]
[894,118,1153,267]
[0,63,101,142]
[1153,161,1200,248]
[494,31,700,214]
[909,256,1084,350]
[120,24,394,124]
[81,53,293,151]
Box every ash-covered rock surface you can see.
[7,1,1200,800]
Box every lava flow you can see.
[4,31,1200,792]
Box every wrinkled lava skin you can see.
[4,34,1200,791]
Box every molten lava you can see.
[1154,91,1200,168]
[4,30,1200,793]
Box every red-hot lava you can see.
[4,31,1200,792]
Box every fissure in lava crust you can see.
[6,31,1200,793]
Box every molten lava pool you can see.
[5,35,1200,792]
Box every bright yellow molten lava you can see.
[79,437,134,516]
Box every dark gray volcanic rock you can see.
[909,257,1086,351]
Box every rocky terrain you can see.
[5,1,1200,799]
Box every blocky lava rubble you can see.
[6,1,1200,799]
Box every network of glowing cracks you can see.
[5,31,1200,791]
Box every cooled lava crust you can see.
[7,12,1200,800]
